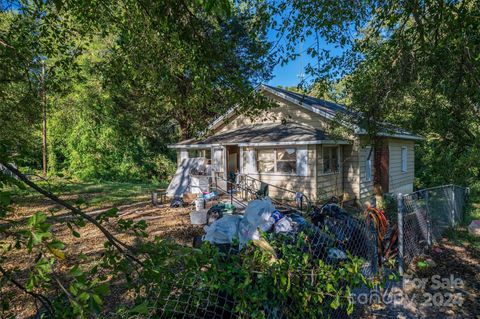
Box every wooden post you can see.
[152,191,158,206]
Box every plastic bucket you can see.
[190,210,207,225]
[195,198,205,211]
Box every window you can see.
[365,158,372,181]
[257,149,275,173]
[276,148,297,173]
[322,146,339,174]
[257,148,297,174]
[401,147,407,172]
[365,147,373,181]
[212,148,224,172]
[188,149,211,159]
[188,149,212,164]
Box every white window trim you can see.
[365,146,373,182]
[401,146,408,173]
[321,146,340,175]
[256,147,298,175]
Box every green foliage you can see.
[272,0,480,188]
[1,0,273,181]
[111,236,370,319]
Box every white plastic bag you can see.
[238,198,276,247]
[244,198,275,225]
[238,219,261,248]
[203,215,242,244]
[274,217,293,233]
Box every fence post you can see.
[397,193,404,277]
[451,186,456,228]
[151,191,158,206]
[425,190,432,246]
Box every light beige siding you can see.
[342,139,360,200]
[358,141,375,201]
[214,93,332,134]
[388,138,415,194]
[316,145,343,201]
[244,145,317,200]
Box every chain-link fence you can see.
[399,184,468,271]
[150,202,400,319]
[150,185,467,318]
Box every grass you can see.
[8,175,168,209]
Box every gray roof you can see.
[261,85,423,141]
[262,84,349,115]
[176,122,343,146]
[171,85,423,149]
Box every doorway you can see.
[226,145,239,183]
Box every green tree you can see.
[271,0,480,186]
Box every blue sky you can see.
[266,25,347,88]
[268,58,312,88]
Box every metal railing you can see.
[212,172,312,214]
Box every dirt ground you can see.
[1,195,203,318]
[2,192,479,318]
[367,237,480,319]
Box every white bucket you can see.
[190,210,207,225]
[195,197,205,211]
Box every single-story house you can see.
[169,85,423,202]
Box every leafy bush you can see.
[112,236,369,319]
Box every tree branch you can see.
[0,265,54,316]
[0,163,143,266]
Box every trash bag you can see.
[327,247,347,261]
[260,210,284,232]
[203,191,218,201]
[289,213,310,232]
[204,215,242,245]
[238,198,276,248]
[238,221,261,248]
[244,198,275,225]
[274,217,293,234]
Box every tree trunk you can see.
[41,61,47,177]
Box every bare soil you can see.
[1,195,203,318]
[366,237,480,319]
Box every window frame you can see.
[322,146,340,175]
[401,146,408,173]
[363,146,373,181]
[256,147,297,175]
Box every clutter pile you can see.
[201,197,395,270]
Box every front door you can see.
[226,145,239,183]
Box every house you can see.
[168,85,423,202]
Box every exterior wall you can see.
[176,149,188,166]
[316,145,343,201]
[388,138,415,195]
[242,145,317,200]
[214,92,332,134]
[359,143,375,201]
[342,139,361,200]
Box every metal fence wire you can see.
[151,185,467,319]
[150,208,397,319]
[399,184,468,270]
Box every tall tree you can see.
[270,0,480,186]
